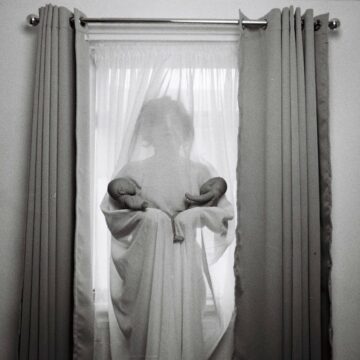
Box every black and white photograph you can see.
[0,1,359,359]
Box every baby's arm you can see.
[174,177,232,242]
[185,177,227,208]
[108,177,148,211]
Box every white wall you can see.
[1,0,359,359]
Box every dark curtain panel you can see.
[234,7,331,359]
[315,25,333,360]
[19,5,76,359]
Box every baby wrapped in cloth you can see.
[101,97,234,359]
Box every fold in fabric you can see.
[101,195,234,359]
[314,15,333,359]
[235,7,330,359]
[100,106,235,358]
[73,8,95,360]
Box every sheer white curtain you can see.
[90,41,239,359]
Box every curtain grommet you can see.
[69,16,87,28]
[314,19,322,31]
[241,19,267,30]
[79,16,87,27]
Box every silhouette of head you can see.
[136,97,194,154]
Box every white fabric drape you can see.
[90,42,239,359]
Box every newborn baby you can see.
[108,176,227,242]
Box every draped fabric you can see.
[100,97,235,359]
[315,23,333,360]
[73,10,94,360]
[19,5,92,359]
[234,7,331,359]
[101,193,234,359]
[19,5,75,359]
[89,43,239,359]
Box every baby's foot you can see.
[173,234,184,243]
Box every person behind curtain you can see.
[101,97,234,359]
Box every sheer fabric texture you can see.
[91,42,239,359]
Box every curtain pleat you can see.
[234,7,330,359]
[19,5,76,359]
[314,15,333,360]
[73,9,95,360]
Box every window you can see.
[88,26,239,358]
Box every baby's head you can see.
[136,97,194,153]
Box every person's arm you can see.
[108,177,148,211]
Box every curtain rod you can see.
[26,15,341,30]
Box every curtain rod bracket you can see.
[328,18,341,30]
[26,14,40,27]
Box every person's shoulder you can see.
[116,160,144,178]
[190,160,208,171]
[189,160,212,182]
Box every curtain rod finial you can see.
[27,14,39,27]
[329,18,340,30]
